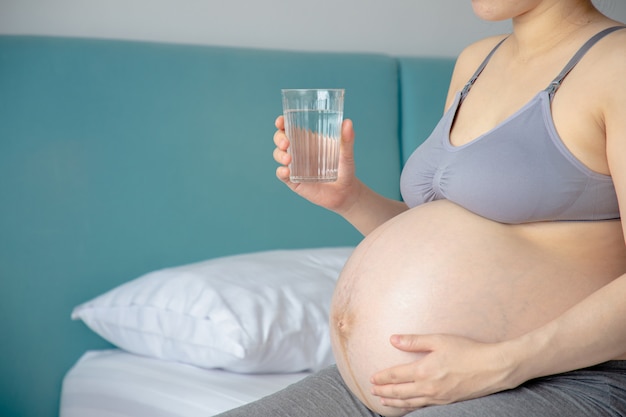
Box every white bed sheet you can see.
[60,349,310,417]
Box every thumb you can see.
[389,334,434,353]
[339,118,355,165]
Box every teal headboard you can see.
[0,35,454,417]
[398,57,455,164]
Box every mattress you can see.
[60,349,310,417]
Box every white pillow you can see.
[72,247,353,373]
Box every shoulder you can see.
[444,34,509,107]
[578,26,626,130]
[592,27,626,102]
[586,25,626,69]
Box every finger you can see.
[276,166,291,183]
[337,119,356,179]
[389,334,435,353]
[273,146,290,165]
[341,119,354,157]
[371,381,420,401]
[371,364,417,386]
[379,395,429,410]
[341,118,354,141]
[379,391,450,409]
[273,129,289,150]
[275,115,285,130]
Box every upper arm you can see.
[604,34,626,240]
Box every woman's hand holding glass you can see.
[273,115,363,215]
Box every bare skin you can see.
[273,0,626,415]
[330,201,626,416]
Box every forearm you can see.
[503,272,626,387]
[336,179,408,236]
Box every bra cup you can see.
[400,94,619,224]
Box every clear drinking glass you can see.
[281,89,345,182]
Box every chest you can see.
[399,94,619,224]
[450,64,608,175]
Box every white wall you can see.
[1,0,624,57]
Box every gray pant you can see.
[215,361,626,417]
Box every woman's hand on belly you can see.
[330,200,626,415]
[370,333,514,411]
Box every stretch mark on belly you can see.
[332,305,375,411]
[330,226,394,413]
[331,244,378,412]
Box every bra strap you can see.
[546,26,626,100]
[460,36,509,101]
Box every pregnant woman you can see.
[218,0,626,416]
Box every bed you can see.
[0,35,455,417]
[60,246,352,415]
[61,350,309,416]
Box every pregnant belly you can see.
[329,200,624,416]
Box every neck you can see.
[509,0,601,60]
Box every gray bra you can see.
[400,26,624,224]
